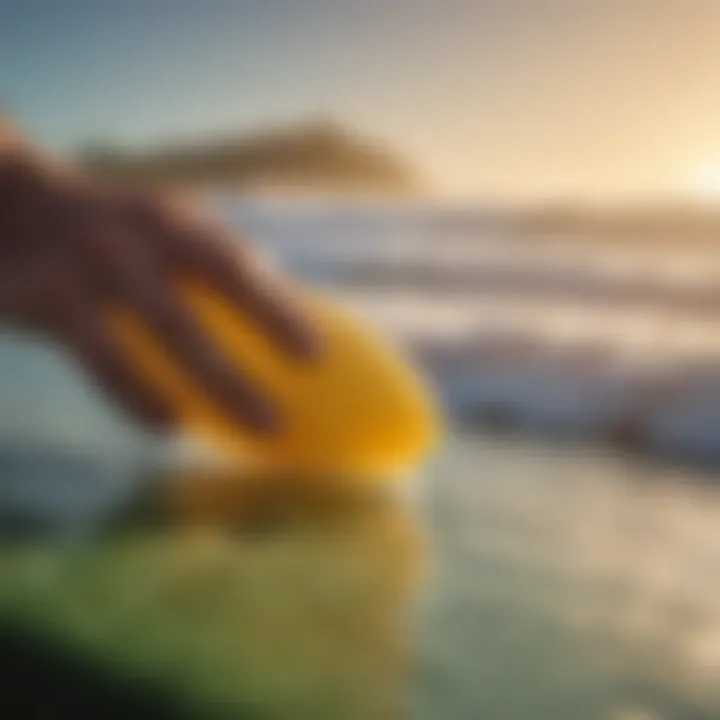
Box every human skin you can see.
[0,121,319,434]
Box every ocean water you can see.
[0,433,718,719]
[418,433,720,720]
[0,200,719,717]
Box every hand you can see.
[0,129,318,434]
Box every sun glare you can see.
[686,163,720,202]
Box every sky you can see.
[4,0,720,200]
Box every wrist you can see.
[0,127,38,252]
[0,148,34,207]
[0,122,62,202]
[0,118,30,169]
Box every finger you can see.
[59,305,176,432]
[69,221,280,434]
[121,265,280,434]
[183,234,320,359]
[128,197,320,358]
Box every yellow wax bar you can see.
[110,280,440,480]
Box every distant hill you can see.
[77,120,419,195]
